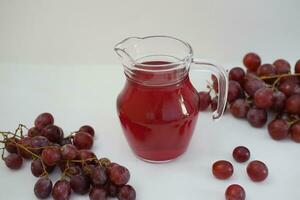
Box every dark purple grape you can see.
[246,108,268,128]
[52,180,71,200]
[73,131,94,150]
[79,125,95,137]
[229,67,245,84]
[5,137,19,153]
[273,59,291,74]
[70,175,90,194]
[28,127,41,138]
[291,122,300,143]
[30,136,50,155]
[31,159,45,177]
[271,91,286,112]
[41,125,64,144]
[254,88,274,109]
[17,136,32,159]
[117,185,136,200]
[243,52,261,72]
[34,177,53,199]
[295,59,300,73]
[41,147,62,166]
[267,119,289,140]
[105,181,118,197]
[89,186,107,200]
[83,164,97,181]
[230,99,249,118]
[92,166,108,186]
[35,113,54,131]
[61,144,77,160]
[228,81,244,103]
[198,91,211,111]
[108,165,130,186]
[211,96,218,111]
[243,79,265,97]
[4,153,23,169]
[256,64,276,77]
[286,94,300,114]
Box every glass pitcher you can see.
[114,36,228,162]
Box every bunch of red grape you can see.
[212,146,268,200]
[199,53,300,142]
[1,113,136,200]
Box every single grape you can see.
[91,166,107,186]
[278,81,300,97]
[286,94,300,114]
[295,59,300,73]
[198,91,212,111]
[79,125,95,137]
[243,52,261,72]
[28,127,41,138]
[105,181,118,197]
[247,160,268,182]
[66,165,83,177]
[230,99,249,118]
[290,122,300,143]
[254,88,274,109]
[256,64,276,77]
[17,136,33,159]
[246,108,268,128]
[243,79,265,97]
[5,137,19,153]
[117,185,136,200]
[41,147,62,166]
[61,144,77,160]
[273,59,291,74]
[31,159,45,177]
[89,186,107,200]
[70,174,90,194]
[232,146,250,163]
[225,184,246,200]
[211,96,218,111]
[267,119,289,140]
[228,81,244,103]
[34,177,53,199]
[77,149,96,162]
[30,136,50,155]
[280,75,300,85]
[271,91,286,112]
[73,131,94,150]
[41,124,64,144]
[212,160,233,180]
[35,113,54,131]
[108,165,130,186]
[4,153,23,170]
[229,67,245,84]
[99,157,111,168]
[52,180,71,200]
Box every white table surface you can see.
[0,64,299,200]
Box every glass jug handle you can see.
[191,58,229,120]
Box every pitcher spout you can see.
[114,36,143,64]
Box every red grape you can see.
[108,165,130,186]
[61,144,77,160]
[243,52,261,72]
[92,166,108,186]
[73,131,94,150]
[243,79,265,97]
[105,181,118,197]
[232,146,250,163]
[117,185,136,200]
[256,64,276,77]
[41,124,64,144]
[254,88,274,109]
[228,81,244,103]
[41,147,62,166]
[273,59,291,74]
[35,113,54,131]
[286,94,300,114]
[267,119,289,140]
[229,67,245,84]
[295,59,300,73]
[198,91,212,111]
[278,81,300,97]
[89,186,107,200]
[28,127,41,138]
[290,122,300,143]
[225,184,245,200]
[30,136,50,154]
[271,91,286,112]
[5,137,19,153]
[70,174,90,194]
[17,136,33,159]
[77,149,96,162]
[4,153,23,169]
[247,160,268,182]
[212,160,234,180]
[246,108,268,128]
[79,125,95,137]
[52,180,71,200]
[230,99,249,118]
[34,177,53,199]
[31,159,45,177]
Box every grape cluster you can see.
[200,53,300,142]
[0,113,136,200]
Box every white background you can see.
[0,0,300,200]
